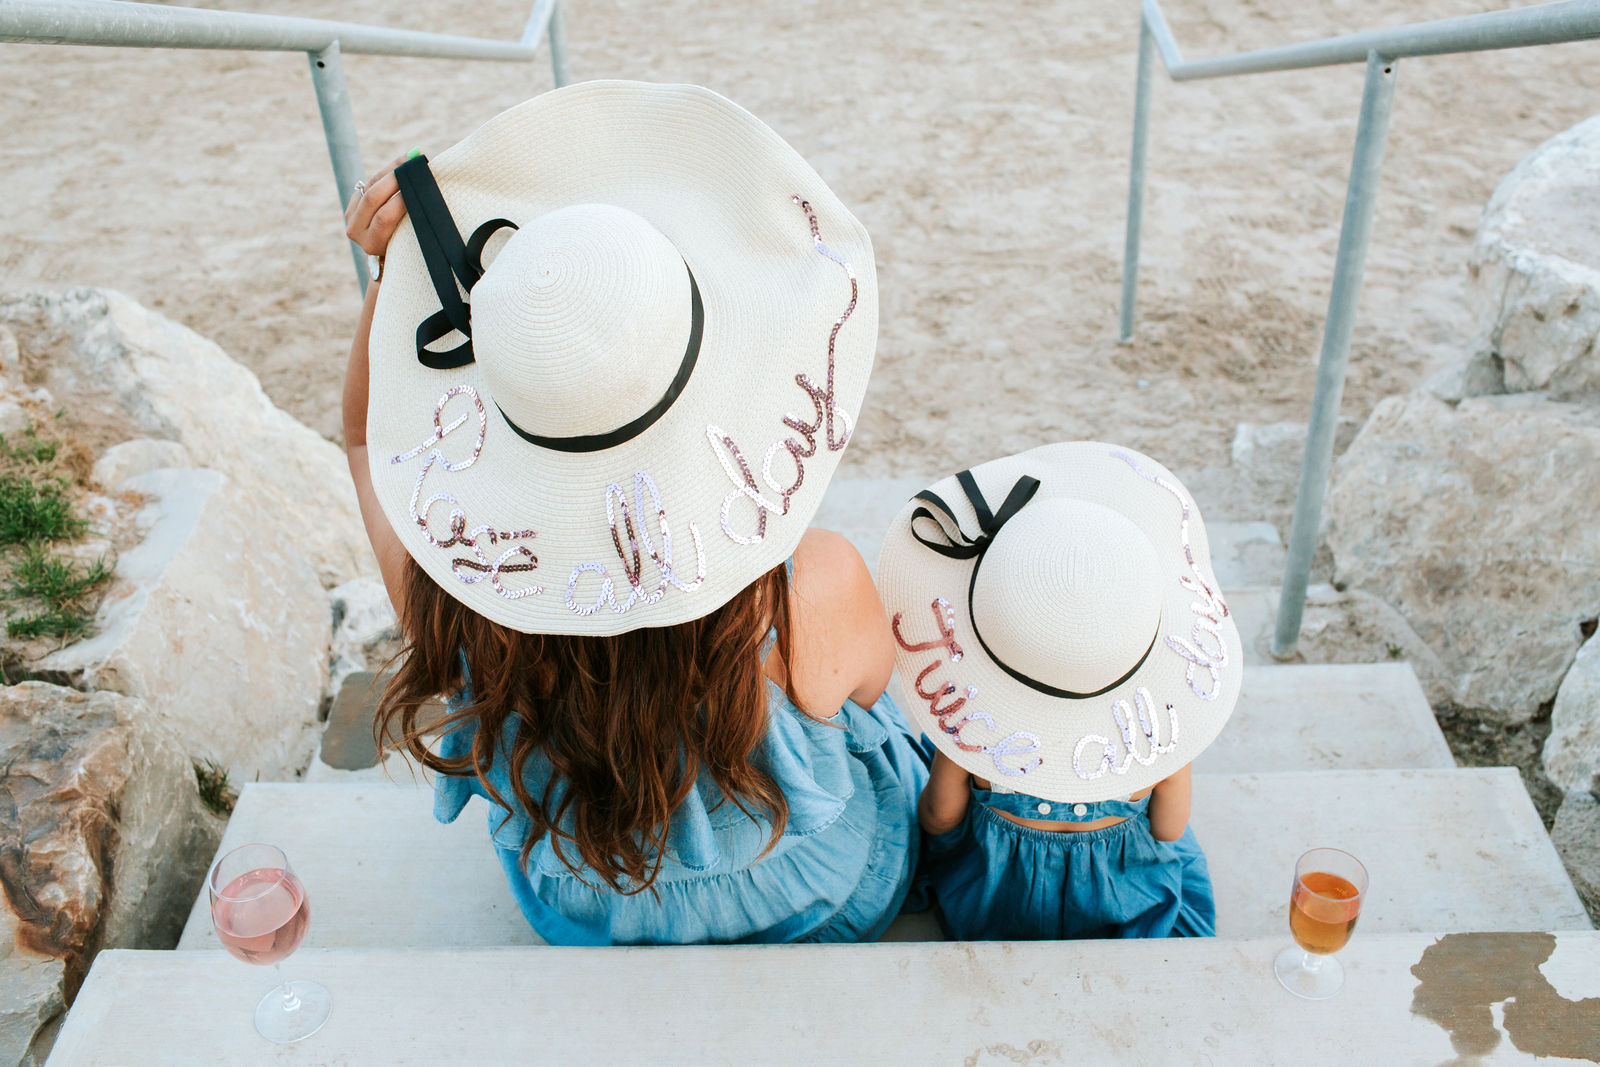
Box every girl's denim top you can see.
[976,780,1150,823]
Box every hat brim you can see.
[876,442,1242,802]
[367,82,876,634]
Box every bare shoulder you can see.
[791,528,873,604]
[786,528,894,713]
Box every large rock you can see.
[0,289,374,588]
[1181,419,1361,538]
[0,289,380,780]
[0,961,64,1067]
[1545,635,1600,794]
[1325,391,1600,721]
[0,683,221,1062]
[1465,114,1600,401]
[1551,790,1600,924]
[1292,586,1452,709]
[326,578,400,706]
[39,469,330,782]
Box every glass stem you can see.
[274,963,301,1012]
[1303,952,1324,973]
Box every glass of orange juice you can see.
[1274,847,1367,1000]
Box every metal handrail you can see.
[1118,0,1600,660]
[0,0,572,292]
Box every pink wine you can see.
[212,868,309,965]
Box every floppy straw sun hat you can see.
[366,82,876,635]
[876,442,1242,803]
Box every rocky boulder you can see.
[0,289,373,589]
[0,682,222,1057]
[1181,418,1361,541]
[0,289,379,781]
[1449,114,1600,401]
[1325,392,1600,721]
[1544,634,1600,794]
[38,469,331,782]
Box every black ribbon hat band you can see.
[910,472,1159,701]
[393,154,703,454]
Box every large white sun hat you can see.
[366,81,876,635]
[875,442,1242,802]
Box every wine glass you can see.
[1274,847,1368,1000]
[208,843,332,1043]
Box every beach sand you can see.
[4,0,1598,480]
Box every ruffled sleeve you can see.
[435,679,897,882]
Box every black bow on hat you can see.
[393,155,704,455]
[908,470,1157,701]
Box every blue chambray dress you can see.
[923,784,1215,941]
[432,640,929,946]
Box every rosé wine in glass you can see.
[212,867,309,965]
[207,843,331,1043]
[1274,847,1368,1000]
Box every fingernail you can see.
[407,146,422,159]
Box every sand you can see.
[4,0,1599,482]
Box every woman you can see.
[341,82,927,945]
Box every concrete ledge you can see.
[1196,662,1453,773]
[177,784,540,951]
[179,767,1587,952]
[54,934,1600,1065]
[1196,768,1591,937]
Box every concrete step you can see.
[1195,662,1454,773]
[178,767,1588,951]
[59,933,1600,1065]
[811,476,925,575]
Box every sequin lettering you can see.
[708,198,859,546]
[565,470,706,616]
[391,385,541,599]
[1071,686,1180,780]
[895,598,1041,776]
[1110,450,1230,700]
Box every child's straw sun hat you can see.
[876,443,1242,802]
[366,82,876,635]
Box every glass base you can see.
[1274,945,1345,1000]
[254,980,332,1043]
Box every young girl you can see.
[342,82,928,945]
[876,443,1239,940]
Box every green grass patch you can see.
[193,759,237,816]
[6,610,91,640]
[0,475,84,544]
[4,543,114,640]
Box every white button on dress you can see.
[1073,803,1089,816]
[1036,803,1051,815]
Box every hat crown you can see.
[472,203,691,439]
[970,498,1163,695]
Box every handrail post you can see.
[547,0,571,87]
[1119,12,1156,343]
[308,41,369,295]
[1271,51,1397,659]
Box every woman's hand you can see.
[345,152,415,259]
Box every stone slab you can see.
[810,477,926,574]
[51,933,1600,1065]
[176,784,541,952]
[1194,769,1591,938]
[1207,520,1286,591]
[1194,663,1454,774]
[177,768,1586,953]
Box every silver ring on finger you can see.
[353,180,367,200]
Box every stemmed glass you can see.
[1274,847,1368,1000]
[208,843,332,1042]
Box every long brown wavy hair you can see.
[375,556,796,895]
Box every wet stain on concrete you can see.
[1410,932,1600,1064]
